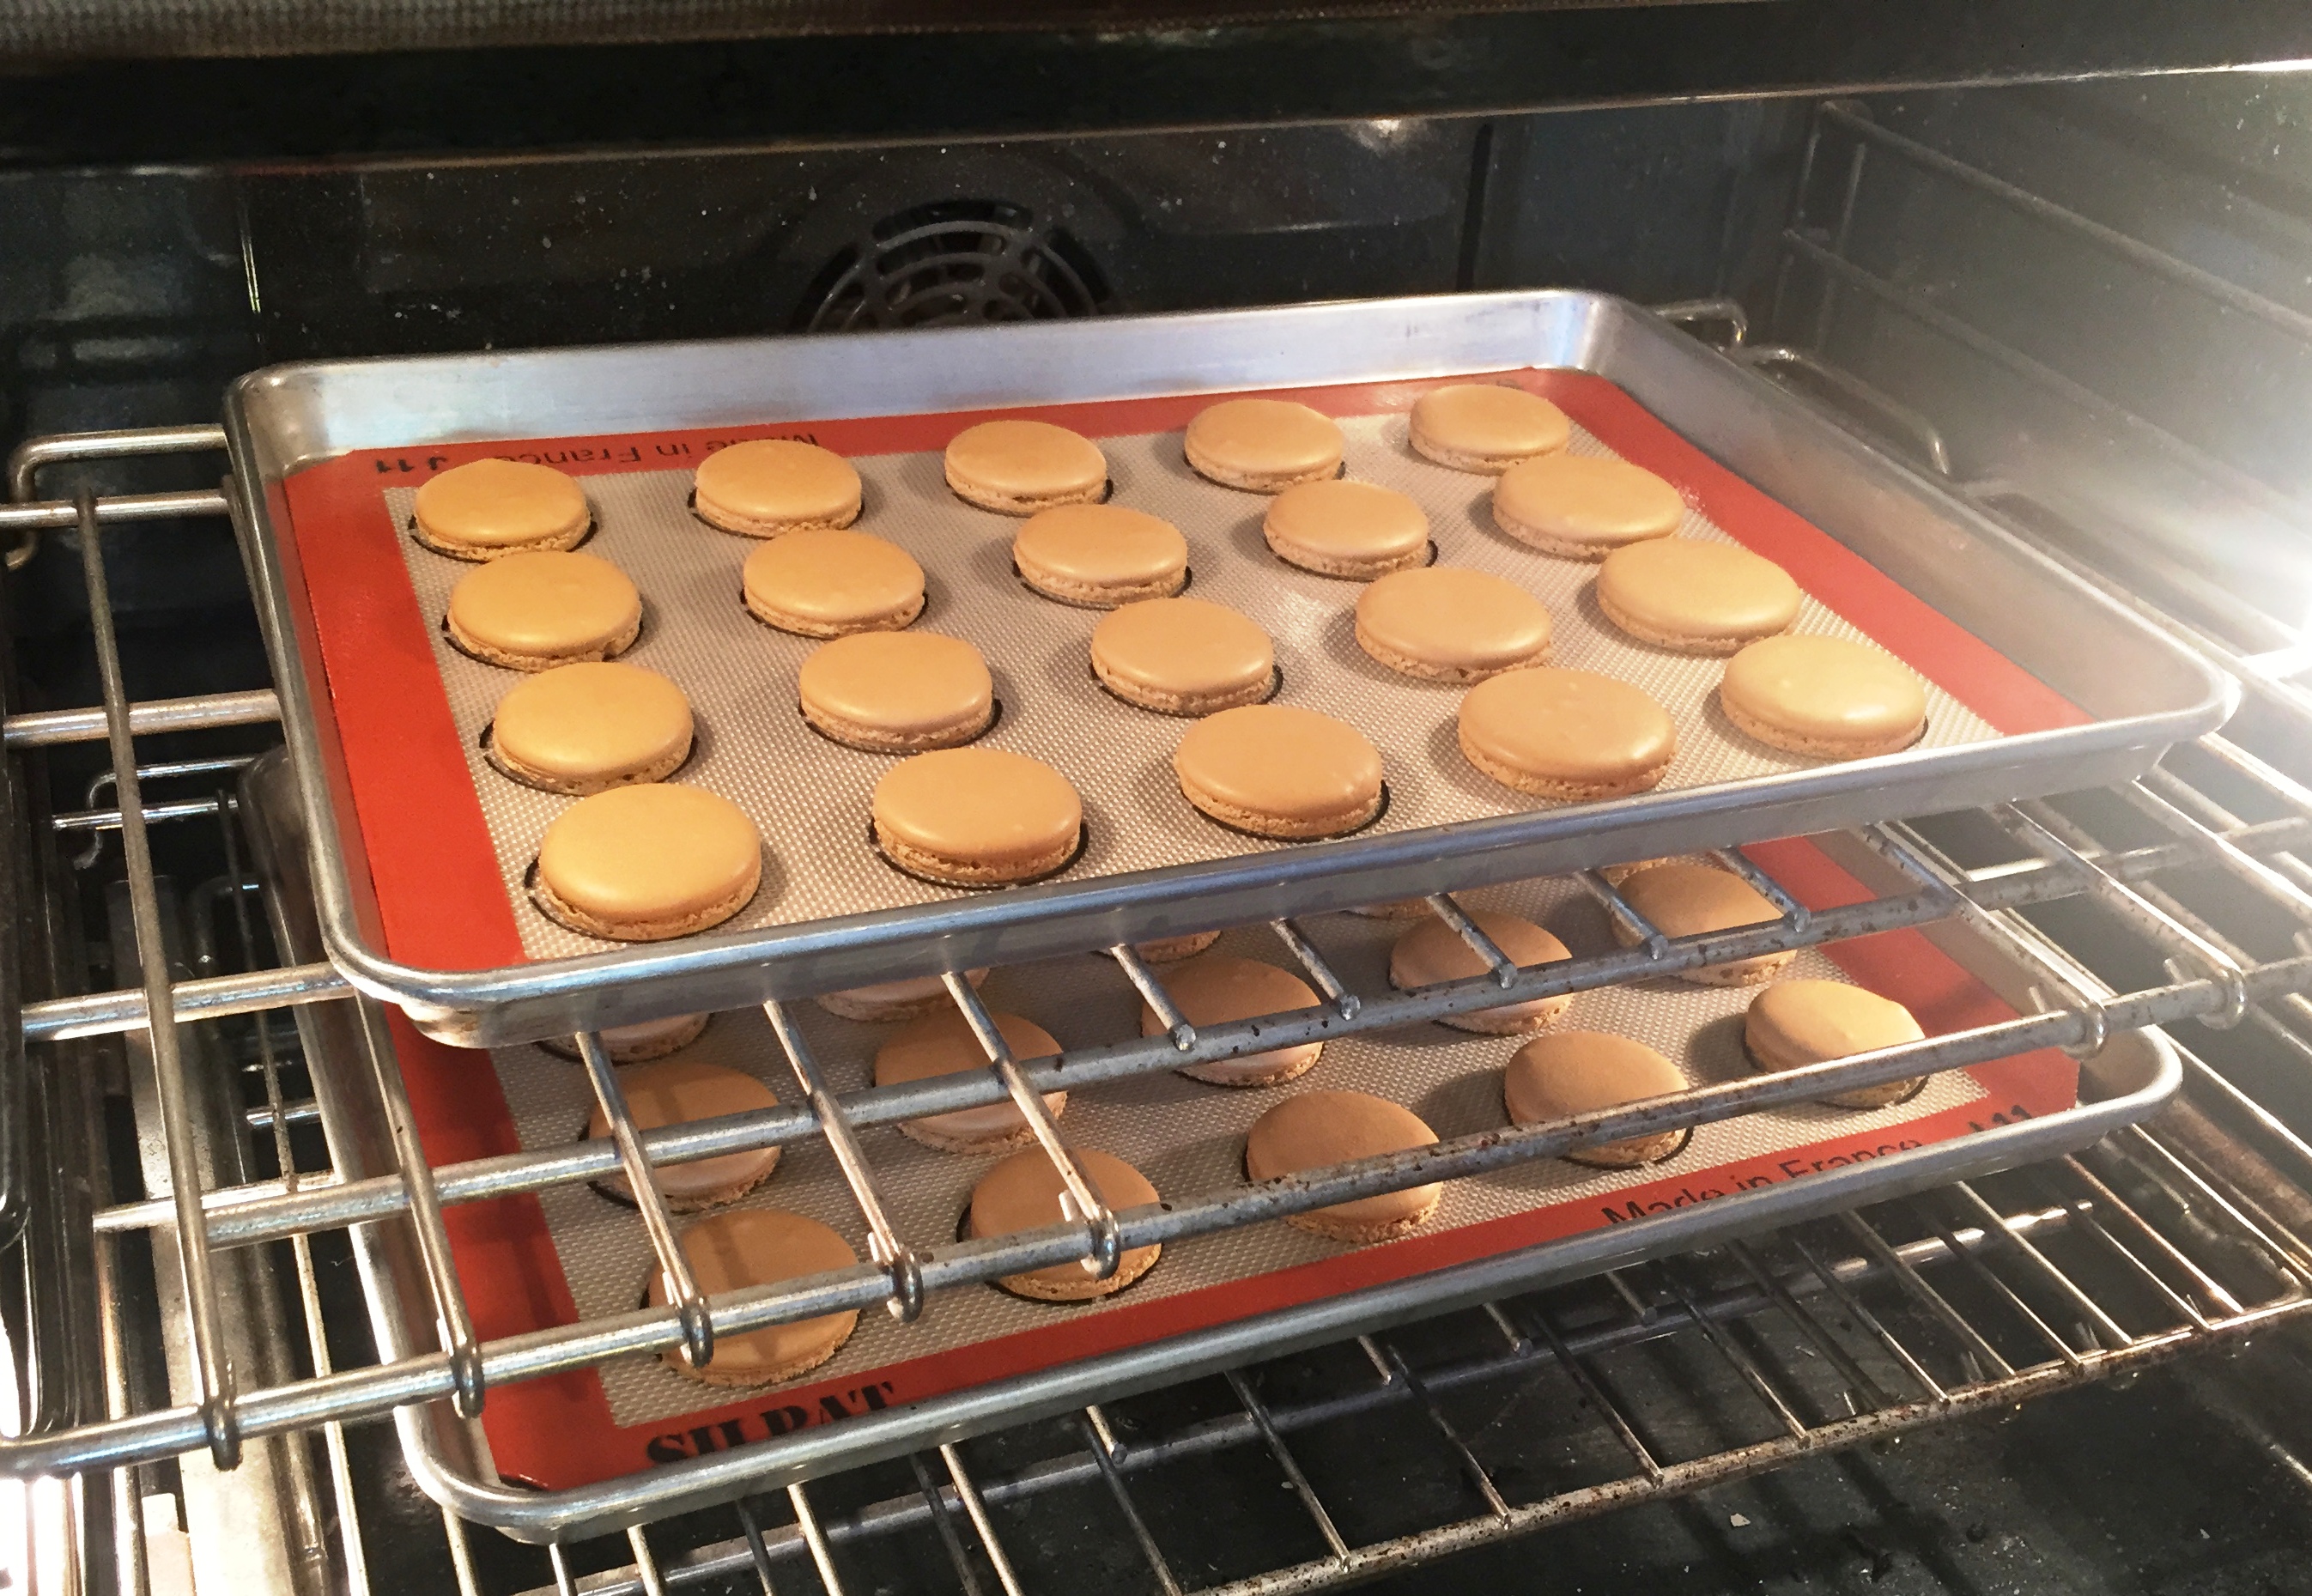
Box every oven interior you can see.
[8,59,2312,1596]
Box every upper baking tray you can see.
[227,292,2235,1047]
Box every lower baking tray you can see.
[228,290,2233,1047]
[239,752,2182,1541]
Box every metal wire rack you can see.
[12,103,2312,1585]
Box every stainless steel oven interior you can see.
[10,62,2312,1596]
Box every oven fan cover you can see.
[796,197,1111,331]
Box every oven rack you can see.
[131,808,2312,1596]
[9,295,2312,1584]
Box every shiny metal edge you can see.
[225,290,2236,1046]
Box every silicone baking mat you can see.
[277,369,2084,977]
[379,837,2079,1490]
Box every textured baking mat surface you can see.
[380,411,2002,963]
[493,875,1999,1436]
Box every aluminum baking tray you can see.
[225,291,2235,1047]
[239,751,2181,1541]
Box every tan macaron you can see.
[535,785,762,943]
[446,550,640,671]
[874,1008,1066,1153]
[1388,911,1572,1035]
[488,662,693,796]
[1492,454,1685,559]
[1408,384,1572,473]
[1245,1090,1442,1243]
[945,420,1107,514]
[798,631,993,752]
[968,1146,1162,1301]
[1184,398,1344,492]
[412,458,592,560]
[1457,667,1677,800]
[1503,1031,1688,1168]
[1351,898,1442,920]
[871,747,1084,887]
[1262,479,1430,579]
[1129,930,1224,962]
[1174,703,1384,839]
[816,967,989,1023]
[693,440,862,537]
[1014,503,1189,607]
[742,529,925,637]
[1720,635,1929,760]
[1596,539,1800,655]
[537,1010,710,1065]
[584,1059,780,1211]
[1610,861,1793,985]
[1090,597,1276,716]
[1140,955,1325,1085]
[647,1210,858,1387]
[1745,979,1930,1109]
[1356,567,1552,681]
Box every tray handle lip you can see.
[376,1025,2181,1542]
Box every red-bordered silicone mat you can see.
[277,368,2085,979]
[380,836,2078,1490]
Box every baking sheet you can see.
[488,866,2060,1459]
[246,293,2234,1047]
[391,404,2000,962]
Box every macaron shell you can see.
[871,748,1083,881]
[584,1059,780,1207]
[742,529,925,635]
[798,631,993,746]
[1355,566,1552,679]
[874,1008,1067,1148]
[945,420,1107,512]
[1594,538,1801,653]
[446,550,640,667]
[1089,597,1275,713]
[535,784,762,939]
[694,440,862,535]
[1456,667,1676,798]
[490,662,692,792]
[1262,479,1429,577]
[1721,635,1929,757]
[1245,1089,1441,1240]
[816,967,990,1023]
[1388,910,1571,1032]
[1492,453,1686,556]
[1139,955,1324,1083]
[1745,978,1928,1107]
[969,1146,1162,1298]
[647,1209,859,1385]
[1611,861,1793,986]
[1502,1029,1687,1167]
[1409,383,1572,471]
[1014,503,1189,604]
[1172,703,1384,836]
[1184,398,1344,490]
[414,458,591,556]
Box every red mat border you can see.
[276,369,2090,1488]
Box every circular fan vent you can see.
[797,198,1110,332]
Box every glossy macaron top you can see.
[693,440,862,534]
[414,458,591,555]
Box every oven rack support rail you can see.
[3,421,2310,1488]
